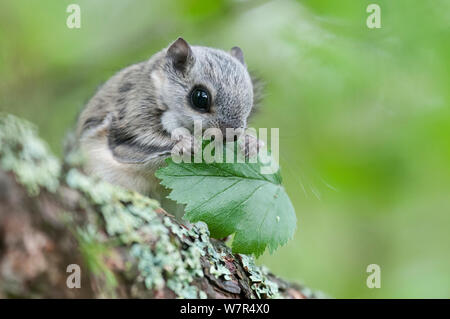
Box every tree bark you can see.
[0,114,318,299]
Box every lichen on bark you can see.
[0,114,316,299]
[0,114,60,195]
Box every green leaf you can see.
[155,143,297,257]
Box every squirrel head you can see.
[156,37,254,135]
[81,38,262,165]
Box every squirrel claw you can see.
[173,134,201,157]
[238,134,264,160]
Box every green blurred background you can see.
[1,0,449,298]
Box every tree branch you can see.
[0,114,319,299]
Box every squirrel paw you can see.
[238,134,264,159]
[172,134,201,157]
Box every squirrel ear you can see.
[167,37,194,72]
[230,46,245,66]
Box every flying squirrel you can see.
[75,37,263,214]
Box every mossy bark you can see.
[0,114,317,299]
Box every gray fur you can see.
[76,38,261,203]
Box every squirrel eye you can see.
[190,87,211,112]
